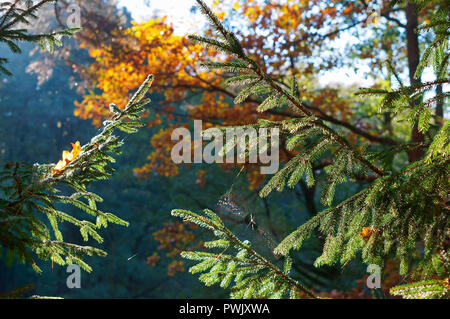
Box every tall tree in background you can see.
[25,0,130,87]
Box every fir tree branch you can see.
[0,74,154,273]
[172,208,317,299]
[0,0,55,32]
[191,0,386,178]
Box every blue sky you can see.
[117,0,211,33]
[118,0,193,22]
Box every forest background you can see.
[0,0,447,298]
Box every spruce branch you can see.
[0,0,80,75]
[180,0,449,299]
[390,279,449,299]
[191,0,385,178]
[171,208,317,299]
[0,74,154,273]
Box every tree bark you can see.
[436,84,444,123]
[405,2,425,162]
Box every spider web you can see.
[216,188,281,259]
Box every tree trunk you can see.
[405,2,425,162]
[436,83,444,123]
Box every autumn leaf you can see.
[360,227,378,241]
[52,141,82,174]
